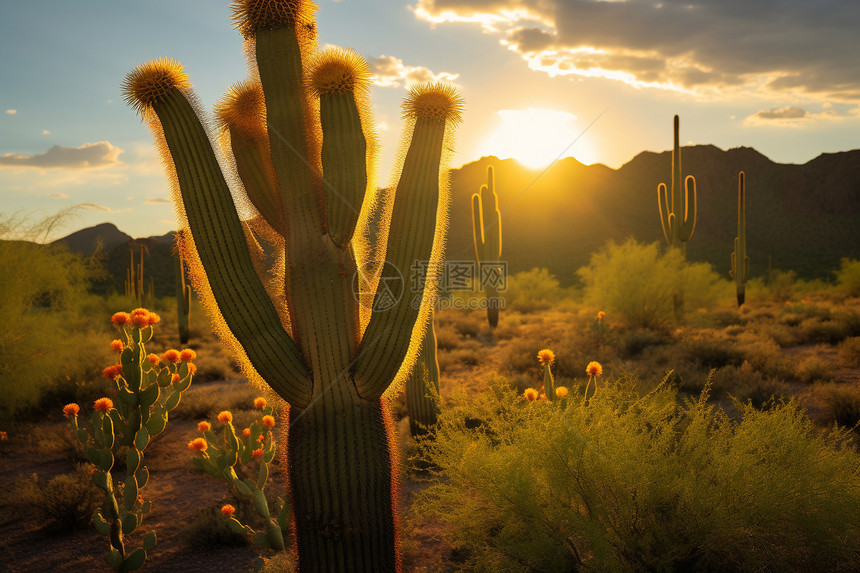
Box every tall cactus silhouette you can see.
[657,115,697,257]
[405,310,440,438]
[175,232,192,344]
[730,171,749,307]
[471,164,503,328]
[122,1,462,570]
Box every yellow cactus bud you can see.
[121,58,190,115]
[215,80,266,136]
[403,83,464,124]
[231,0,316,37]
[308,47,371,97]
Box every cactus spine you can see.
[471,164,503,328]
[123,2,461,569]
[657,115,697,257]
[730,171,749,307]
[406,310,440,438]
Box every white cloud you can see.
[5,109,17,115]
[42,130,51,135]
[413,0,860,103]
[744,105,839,126]
[0,141,123,169]
[369,55,460,88]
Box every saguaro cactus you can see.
[124,244,148,304]
[657,115,697,257]
[471,164,503,328]
[406,310,440,438]
[122,1,461,570]
[730,171,749,307]
[175,232,192,344]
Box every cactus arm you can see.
[682,175,697,241]
[229,126,285,234]
[143,87,312,407]
[406,310,440,437]
[319,90,368,246]
[657,182,672,244]
[471,192,484,265]
[483,165,501,260]
[731,238,738,278]
[354,111,451,399]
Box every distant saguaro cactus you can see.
[175,232,192,344]
[124,244,148,304]
[730,171,749,307]
[658,115,697,257]
[471,164,503,328]
[122,1,461,570]
[406,310,440,438]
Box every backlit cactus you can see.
[657,115,697,257]
[190,400,288,551]
[471,164,503,328]
[730,171,749,307]
[122,1,461,570]
[406,311,441,437]
[64,309,195,572]
[124,245,148,305]
[175,232,192,344]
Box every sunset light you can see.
[477,108,597,169]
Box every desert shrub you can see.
[181,506,249,549]
[171,380,259,420]
[680,332,744,369]
[577,240,726,329]
[414,376,860,572]
[433,321,463,351]
[838,336,860,368]
[713,363,791,408]
[835,258,860,297]
[736,335,793,380]
[815,383,860,431]
[618,329,667,357]
[795,355,833,384]
[502,268,572,313]
[14,464,102,530]
[0,212,110,416]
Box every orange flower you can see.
[785,301,793,307]
[262,415,275,429]
[171,373,181,383]
[221,504,236,516]
[242,428,251,438]
[147,353,160,366]
[110,339,124,353]
[537,349,555,366]
[0,431,7,441]
[197,421,211,433]
[179,348,196,362]
[258,434,265,443]
[130,308,152,329]
[586,361,603,377]
[217,411,233,424]
[102,364,123,380]
[163,349,181,363]
[555,386,569,398]
[524,388,539,402]
[597,311,606,320]
[251,448,264,460]
[187,437,207,452]
[111,312,131,327]
[188,363,197,374]
[146,312,161,326]
[253,397,266,409]
[94,397,114,413]
[63,403,80,418]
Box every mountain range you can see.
[52,144,860,294]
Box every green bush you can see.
[502,268,573,313]
[14,463,102,530]
[835,258,860,297]
[0,212,110,416]
[577,240,727,329]
[414,376,860,572]
[838,336,860,368]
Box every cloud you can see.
[79,203,114,212]
[48,193,69,199]
[0,141,123,169]
[369,55,460,88]
[144,197,171,205]
[743,105,839,126]
[413,0,860,102]
[5,109,16,115]
[42,130,51,135]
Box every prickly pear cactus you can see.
[64,309,195,572]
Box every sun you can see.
[476,108,597,169]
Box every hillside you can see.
[50,145,860,293]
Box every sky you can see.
[2,0,859,239]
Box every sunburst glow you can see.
[476,108,596,169]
